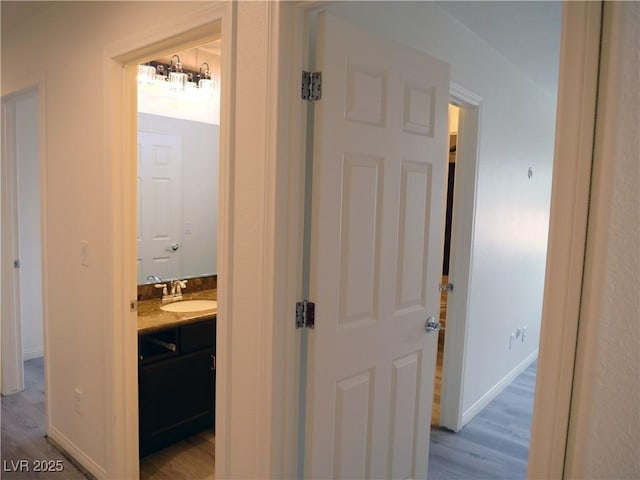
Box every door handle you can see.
[425,316,441,333]
[169,243,180,251]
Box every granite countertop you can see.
[137,289,217,334]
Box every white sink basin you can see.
[160,300,217,313]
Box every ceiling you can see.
[436,1,562,94]
[2,1,562,94]
[1,1,51,33]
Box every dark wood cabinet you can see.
[138,317,216,457]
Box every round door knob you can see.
[425,316,441,333]
[170,243,180,251]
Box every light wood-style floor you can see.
[5,332,534,480]
[1,357,88,479]
[428,361,537,479]
[140,430,214,480]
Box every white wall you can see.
[565,2,640,477]
[138,113,218,282]
[1,2,215,475]
[15,91,44,360]
[325,1,558,417]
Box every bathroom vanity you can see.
[137,292,216,457]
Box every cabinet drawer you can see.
[139,328,178,364]
[180,318,215,353]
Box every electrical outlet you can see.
[74,388,84,416]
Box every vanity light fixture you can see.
[138,57,216,95]
[137,64,156,84]
[198,62,215,96]
[168,55,187,92]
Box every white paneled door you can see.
[306,12,450,479]
[137,131,182,283]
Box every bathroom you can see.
[135,41,220,479]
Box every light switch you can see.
[74,388,84,415]
[80,241,89,267]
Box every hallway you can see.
[4,356,536,479]
[1,358,88,479]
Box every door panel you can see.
[307,11,449,479]
[396,162,432,311]
[137,132,182,283]
[339,154,382,328]
[333,369,373,479]
[389,351,420,479]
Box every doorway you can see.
[107,3,240,476]
[1,88,45,396]
[1,87,50,467]
[1,88,46,390]
[431,103,460,427]
[435,87,483,434]
[135,42,220,480]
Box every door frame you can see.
[283,1,602,478]
[105,4,232,478]
[0,76,50,426]
[528,2,603,477]
[438,83,482,432]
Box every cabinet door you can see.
[139,349,214,456]
[180,318,216,353]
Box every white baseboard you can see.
[461,349,538,428]
[23,346,44,361]
[48,425,107,480]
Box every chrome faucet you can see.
[170,279,188,299]
[148,275,187,302]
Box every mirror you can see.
[136,42,220,285]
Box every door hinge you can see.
[439,283,454,292]
[130,300,138,312]
[296,300,315,329]
[13,259,20,269]
[301,71,322,102]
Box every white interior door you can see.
[16,91,44,361]
[137,131,182,283]
[1,95,25,395]
[306,12,450,479]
